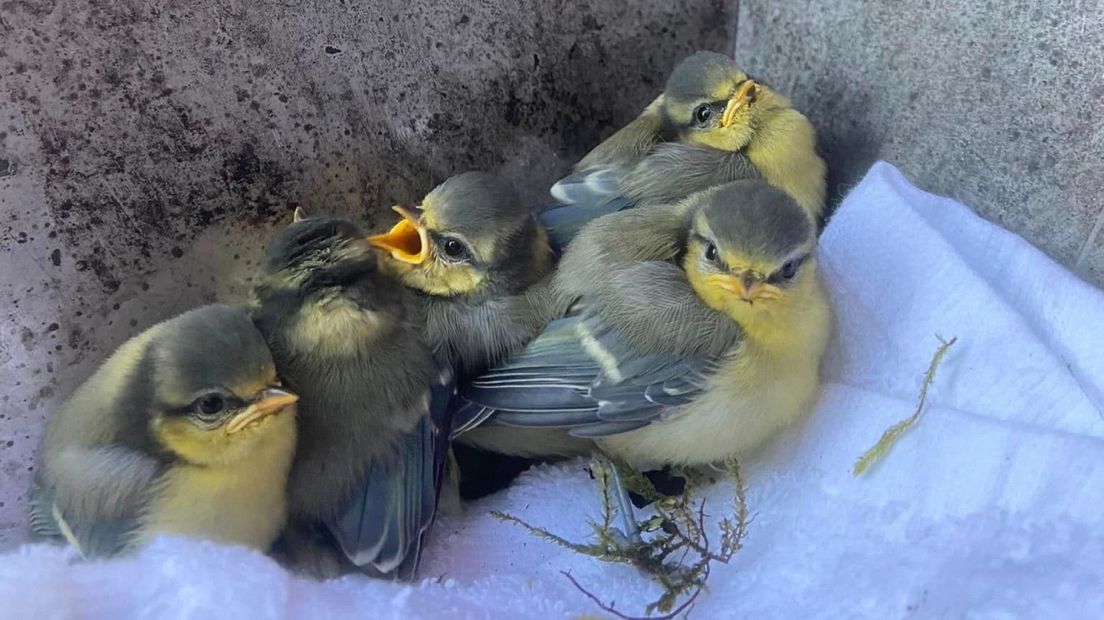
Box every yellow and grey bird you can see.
[455,181,831,495]
[366,171,583,492]
[540,50,826,250]
[367,171,559,378]
[30,304,298,557]
[251,212,449,579]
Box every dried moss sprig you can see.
[493,457,749,619]
[853,335,958,476]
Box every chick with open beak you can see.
[368,172,554,332]
[367,172,572,474]
[370,205,430,265]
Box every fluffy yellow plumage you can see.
[32,305,298,557]
[456,180,832,469]
[137,419,295,550]
[602,235,831,467]
[576,51,827,223]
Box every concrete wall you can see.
[735,0,1104,285]
[0,0,732,547]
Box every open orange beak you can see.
[367,205,430,265]
[226,387,298,434]
[721,80,758,128]
[707,273,782,303]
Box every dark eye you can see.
[704,242,719,264]
[196,394,225,416]
[441,237,469,260]
[694,104,713,126]
[780,260,799,280]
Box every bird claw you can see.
[605,459,644,546]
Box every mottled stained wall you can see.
[0,0,732,547]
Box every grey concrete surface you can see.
[735,0,1104,286]
[0,0,732,547]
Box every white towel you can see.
[4,162,1102,619]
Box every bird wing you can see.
[30,481,137,558]
[454,310,733,438]
[538,145,759,253]
[28,482,63,538]
[538,167,633,253]
[30,444,161,558]
[619,142,761,208]
[326,357,453,580]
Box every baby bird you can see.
[251,212,447,579]
[367,171,587,489]
[31,304,298,557]
[367,171,558,379]
[541,51,826,249]
[457,181,832,472]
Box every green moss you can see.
[495,457,749,619]
[853,335,958,476]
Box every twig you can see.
[696,498,709,551]
[853,335,959,476]
[561,569,705,620]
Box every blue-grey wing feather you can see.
[30,482,134,557]
[568,420,652,438]
[539,167,633,252]
[327,358,452,580]
[539,145,760,252]
[454,309,727,438]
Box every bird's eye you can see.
[780,260,799,280]
[694,104,713,126]
[196,394,225,416]
[440,237,469,261]
[704,242,719,264]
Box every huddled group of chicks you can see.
[29,51,832,580]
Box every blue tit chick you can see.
[367,172,559,378]
[31,304,298,558]
[251,213,448,580]
[456,181,832,472]
[368,172,586,498]
[541,50,826,250]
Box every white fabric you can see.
[4,162,1103,619]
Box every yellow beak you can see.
[367,205,430,265]
[707,273,782,302]
[721,80,758,128]
[225,387,298,434]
